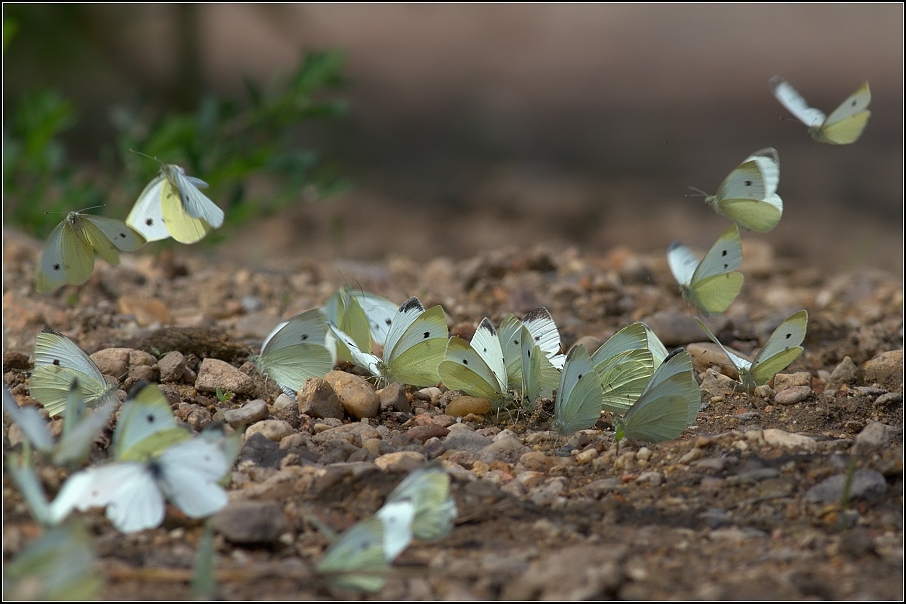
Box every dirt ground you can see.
[1,203,903,599]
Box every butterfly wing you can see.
[160,177,214,244]
[769,76,826,127]
[80,215,146,266]
[354,292,398,346]
[169,167,224,227]
[51,462,165,533]
[620,349,700,442]
[2,388,54,451]
[686,225,744,316]
[383,301,448,387]
[694,317,753,380]
[553,345,604,436]
[54,401,115,467]
[818,82,871,144]
[36,217,95,292]
[257,309,335,393]
[375,499,416,559]
[520,325,543,409]
[522,308,565,369]
[666,242,699,288]
[157,438,230,518]
[31,330,109,415]
[384,465,456,541]
[114,383,190,461]
[437,336,507,404]
[126,175,172,241]
[316,517,389,592]
[591,322,656,414]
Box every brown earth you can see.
[2,217,903,600]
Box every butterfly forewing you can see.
[553,345,604,436]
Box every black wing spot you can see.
[53,263,61,271]
[462,359,469,366]
[422,331,430,339]
[118,232,127,239]
[721,249,728,257]
[300,334,309,341]
[53,359,61,366]
[785,333,792,339]
[145,218,154,226]
[744,180,752,187]
[145,413,156,424]
[385,318,392,326]
[577,373,584,380]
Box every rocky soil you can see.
[2,225,903,600]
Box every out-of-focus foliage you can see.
[3,10,348,243]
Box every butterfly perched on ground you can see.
[695,311,808,392]
[769,76,871,145]
[614,348,701,444]
[552,344,605,437]
[35,211,146,293]
[126,159,224,244]
[591,322,668,414]
[667,224,743,317]
[690,148,783,233]
[323,286,398,349]
[29,330,117,417]
[255,309,336,397]
[330,297,448,387]
[437,317,512,408]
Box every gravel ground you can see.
[2,221,903,600]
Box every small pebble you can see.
[223,399,270,427]
[196,359,255,395]
[246,419,295,442]
[774,385,812,405]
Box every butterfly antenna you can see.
[129,149,163,164]
[686,187,709,198]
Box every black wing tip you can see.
[399,297,424,313]
[523,307,553,322]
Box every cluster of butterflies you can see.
[35,155,225,293]
[5,370,456,590]
[7,73,868,586]
[660,75,871,388]
[5,380,238,533]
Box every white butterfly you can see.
[113,382,191,461]
[330,297,448,387]
[383,464,457,542]
[552,344,605,437]
[29,329,117,417]
[316,517,390,593]
[437,318,511,408]
[49,437,229,532]
[667,224,744,317]
[127,161,224,244]
[256,309,336,397]
[770,76,871,145]
[498,308,564,397]
[35,211,146,293]
[695,310,808,391]
[691,148,783,233]
[615,348,701,444]
[323,286,398,348]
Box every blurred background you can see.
[3,5,902,274]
